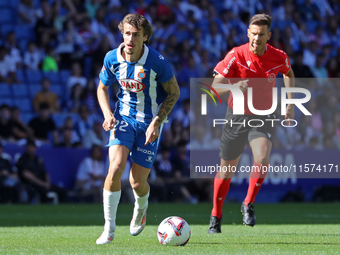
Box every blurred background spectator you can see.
[0,143,23,203]
[16,140,67,203]
[75,144,106,202]
[33,78,60,113]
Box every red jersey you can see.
[214,43,291,115]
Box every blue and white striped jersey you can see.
[99,43,174,124]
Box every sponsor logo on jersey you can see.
[268,73,275,82]
[119,79,145,92]
[223,57,236,74]
[101,66,106,73]
[285,58,290,69]
[159,55,164,60]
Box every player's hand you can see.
[235,79,249,93]
[145,122,160,146]
[285,104,295,126]
[102,115,116,131]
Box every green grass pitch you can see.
[0,203,339,254]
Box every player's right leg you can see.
[208,156,240,234]
[208,107,248,234]
[96,145,130,244]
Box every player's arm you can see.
[97,80,115,131]
[145,75,180,145]
[211,73,249,96]
[283,68,295,125]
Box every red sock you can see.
[244,162,268,205]
[211,174,231,218]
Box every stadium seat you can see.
[18,39,29,53]
[0,98,13,106]
[14,98,33,113]
[28,84,41,98]
[43,71,60,85]
[59,70,71,85]
[52,113,67,128]
[0,1,12,7]
[26,70,43,84]
[176,30,189,43]
[10,0,20,8]
[50,84,63,96]
[0,9,13,24]
[179,87,190,102]
[1,24,15,38]
[306,20,319,33]
[0,83,12,97]
[32,0,55,8]
[12,84,29,98]
[16,70,26,83]
[15,25,35,41]
[33,0,41,8]
[20,112,35,124]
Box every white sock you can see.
[103,189,121,233]
[133,190,149,209]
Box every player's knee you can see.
[253,154,269,165]
[108,160,125,176]
[217,171,233,180]
[129,179,144,191]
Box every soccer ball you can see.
[157,216,191,246]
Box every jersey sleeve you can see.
[214,49,237,78]
[157,55,174,83]
[99,50,116,86]
[279,51,291,75]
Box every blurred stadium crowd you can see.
[0,0,340,203]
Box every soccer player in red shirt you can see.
[208,14,295,233]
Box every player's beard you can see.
[124,47,134,55]
[125,50,134,55]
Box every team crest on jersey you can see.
[138,68,146,79]
[246,61,251,67]
[268,73,275,82]
[119,79,145,92]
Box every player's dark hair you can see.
[118,14,154,44]
[249,14,272,31]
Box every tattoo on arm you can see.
[156,76,180,125]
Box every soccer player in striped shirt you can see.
[96,14,180,244]
[208,14,295,233]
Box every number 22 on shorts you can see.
[110,120,129,140]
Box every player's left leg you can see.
[128,119,164,235]
[129,163,151,236]
[243,137,272,226]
